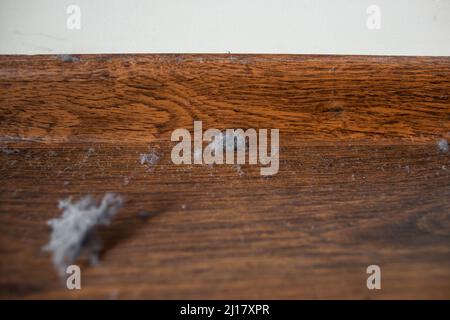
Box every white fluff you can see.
[43,193,123,277]
[437,139,449,153]
[209,131,246,154]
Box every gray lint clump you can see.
[140,149,161,168]
[210,131,246,154]
[193,131,247,163]
[206,132,247,175]
[43,193,123,277]
[437,139,449,153]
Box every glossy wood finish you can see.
[0,55,449,299]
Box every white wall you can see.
[0,0,449,55]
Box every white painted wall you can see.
[0,0,449,55]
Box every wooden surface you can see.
[0,54,449,299]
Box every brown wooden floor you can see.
[0,55,449,299]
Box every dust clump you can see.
[57,54,81,62]
[210,131,246,153]
[437,139,449,153]
[140,148,161,169]
[43,193,123,277]
[235,164,244,176]
[86,147,96,156]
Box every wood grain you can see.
[0,54,449,299]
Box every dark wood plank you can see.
[0,55,449,299]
